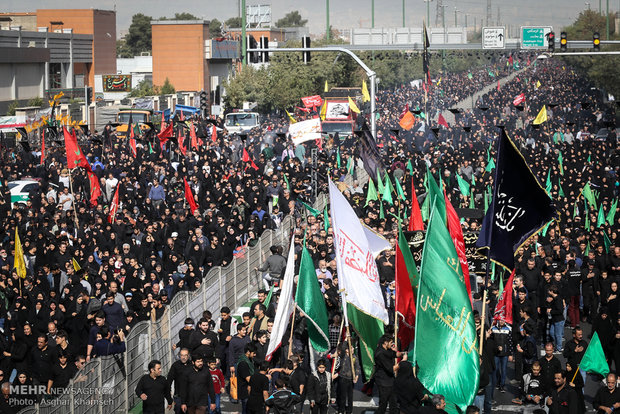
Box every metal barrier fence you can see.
[18,162,370,414]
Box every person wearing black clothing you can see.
[214,307,236,373]
[47,350,77,394]
[565,362,585,414]
[173,318,195,351]
[228,324,250,379]
[394,360,429,413]
[333,342,360,414]
[373,335,401,414]
[265,379,302,414]
[566,257,582,328]
[247,362,270,414]
[180,355,216,414]
[135,360,173,414]
[237,343,257,414]
[546,371,578,414]
[593,373,620,414]
[538,343,563,395]
[166,348,191,414]
[581,260,599,322]
[563,327,588,384]
[307,359,333,414]
[189,317,219,359]
[514,361,545,406]
[30,334,57,387]
[516,324,537,379]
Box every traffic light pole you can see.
[247,46,378,139]
[241,0,247,66]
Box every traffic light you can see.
[593,32,600,51]
[560,32,567,52]
[547,31,555,52]
[260,36,269,63]
[302,36,311,63]
[246,35,259,63]
[200,91,208,114]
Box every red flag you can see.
[395,227,417,350]
[508,55,513,66]
[179,110,185,121]
[437,113,449,128]
[190,123,198,150]
[242,148,259,171]
[408,177,424,231]
[177,128,187,156]
[158,122,174,139]
[497,80,501,91]
[184,178,198,214]
[40,129,45,165]
[493,270,516,325]
[108,182,120,223]
[211,125,217,143]
[87,170,101,207]
[513,93,525,106]
[444,191,473,304]
[129,138,137,157]
[399,103,410,120]
[63,127,89,170]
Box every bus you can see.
[224,112,260,134]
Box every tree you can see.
[209,18,222,38]
[160,78,176,95]
[275,11,308,28]
[129,79,156,97]
[225,17,242,28]
[125,13,153,56]
[6,100,19,116]
[27,97,43,107]
[159,12,199,21]
[116,39,133,58]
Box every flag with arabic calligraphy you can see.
[412,206,479,413]
[329,179,388,378]
[476,130,555,270]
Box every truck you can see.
[224,111,260,134]
[321,87,362,139]
[115,109,152,138]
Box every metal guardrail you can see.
[18,162,370,414]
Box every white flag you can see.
[363,225,391,259]
[289,118,322,146]
[329,180,389,323]
[266,232,297,361]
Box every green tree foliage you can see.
[275,11,308,28]
[125,13,153,56]
[160,78,176,95]
[210,19,222,38]
[561,10,620,97]
[27,97,43,107]
[225,17,242,28]
[129,79,156,97]
[116,39,133,58]
[6,100,20,116]
[159,12,199,21]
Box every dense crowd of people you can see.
[0,53,617,414]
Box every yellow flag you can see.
[72,257,81,272]
[348,96,360,114]
[533,105,547,125]
[437,77,442,86]
[320,101,327,120]
[285,109,297,124]
[324,80,329,93]
[53,91,64,102]
[362,80,370,103]
[535,80,541,89]
[14,228,27,279]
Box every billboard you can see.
[103,75,132,92]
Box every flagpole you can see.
[570,366,580,384]
[340,290,357,382]
[287,305,297,359]
[331,315,345,376]
[68,168,80,231]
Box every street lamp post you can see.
[403,0,406,27]
[241,0,247,66]
[372,0,375,28]
[326,0,331,41]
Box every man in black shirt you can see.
[566,255,582,328]
[181,355,216,414]
[538,343,562,396]
[30,334,57,388]
[237,342,257,414]
[374,334,403,414]
[189,317,219,359]
[135,360,173,414]
[563,327,588,384]
[247,361,270,414]
[265,379,301,414]
[47,350,77,394]
[546,371,578,414]
[214,306,237,373]
[166,348,191,414]
[593,373,620,414]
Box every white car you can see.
[8,179,42,208]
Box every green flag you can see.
[558,179,565,198]
[323,205,330,233]
[421,193,430,222]
[395,177,406,201]
[407,160,414,175]
[382,184,394,205]
[484,189,489,214]
[264,285,275,308]
[542,220,553,237]
[558,151,564,175]
[346,157,354,176]
[467,72,473,79]
[607,199,617,225]
[412,205,479,412]
[485,157,495,172]
[580,332,610,376]
[573,203,579,219]
[426,166,446,222]
[296,244,330,352]
[379,200,385,219]
[545,170,552,194]
[488,70,496,77]
[583,182,597,209]
[284,174,290,191]
[337,149,341,169]
[456,174,470,196]
[377,169,385,194]
[469,190,475,209]
[365,179,379,207]
[604,232,612,253]
[383,172,395,196]
[585,241,590,256]
[597,205,606,228]
[148,142,153,154]
[302,201,321,217]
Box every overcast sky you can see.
[5,0,614,37]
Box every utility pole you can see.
[455,8,458,26]
[497,7,500,26]
[606,0,610,39]
[326,0,331,41]
[371,0,375,28]
[436,0,443,27]
[402,0,406,27]
[241,0,246,66]
[487,0,492,27]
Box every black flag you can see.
[356,120,384,182]
[423,22,431,85]
[476,130,556,269]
